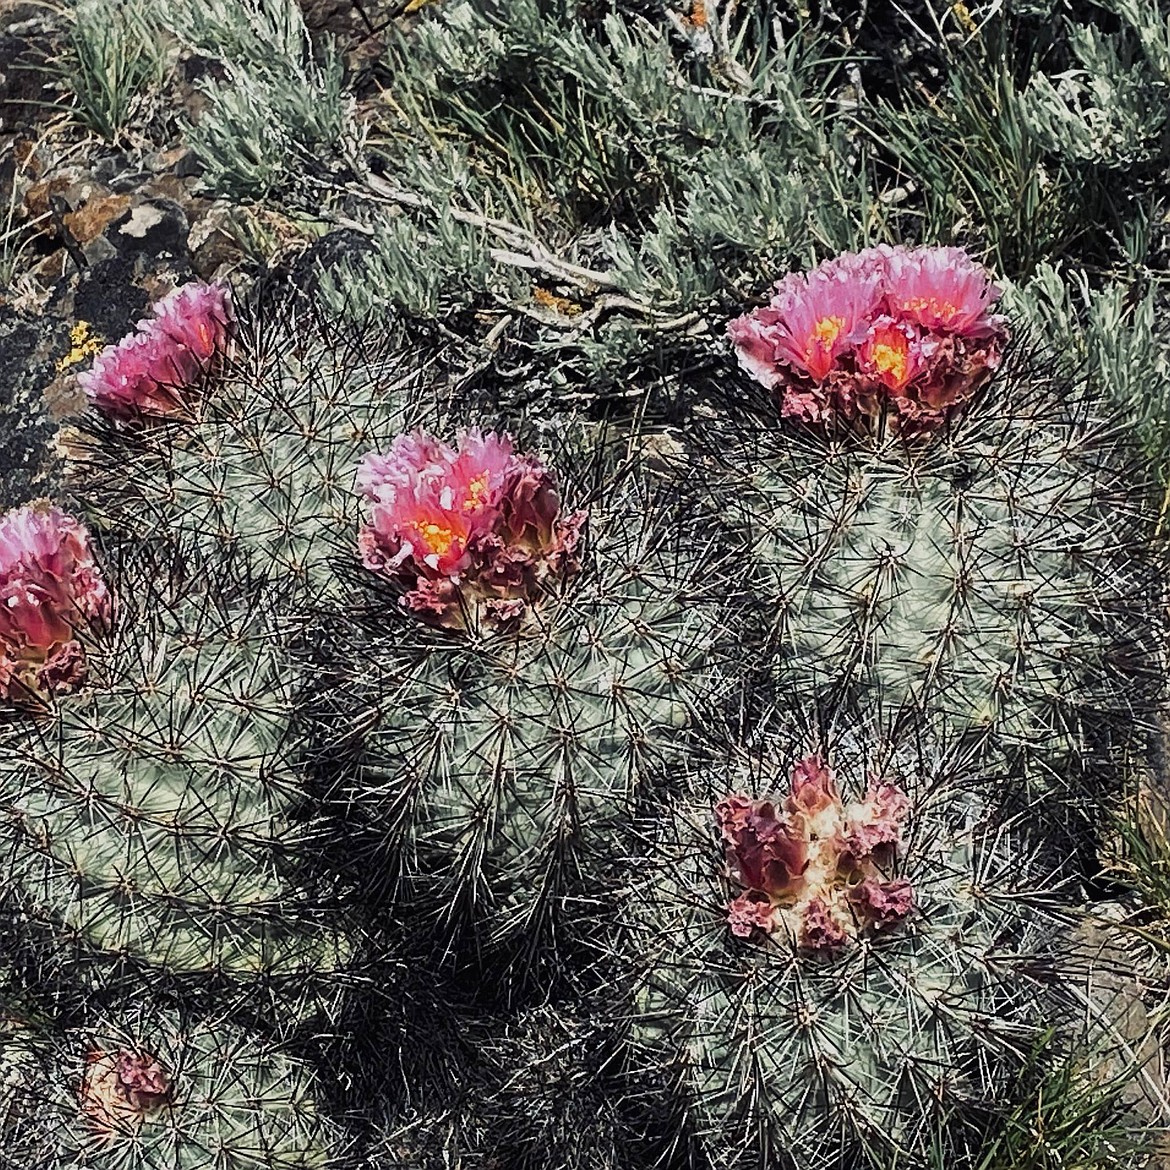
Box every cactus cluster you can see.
[0,242,1161,1168]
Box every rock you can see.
[287,226,375,296]
[0,8,57,132]
[91,152,131,186]
[0,306,70,508]
[61,192,133,246]
[47,195,194,343]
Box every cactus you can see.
[687,355,1159,782]
[0,543,352,990]
[333,453,753,958]
[4,1002,342,1169]
[623,714,1078,1170]
[713,246,1159,787]
[73,293,436,602]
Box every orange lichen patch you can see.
[689,0,709,27]
[56,322,104,373]
[532,287,583,317]
[62,192,133,246]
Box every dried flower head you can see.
[80,1048,171,1138]
[727,245,1007,433]
[357,428,585,629]
[715,754,914,952]
[79,281,233,420]
[0,502,111,705]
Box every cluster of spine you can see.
[625,719,1069,1170]
[0,242,1158,1169]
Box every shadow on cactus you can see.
[0,541,357,1001]
[3,1001,345,1169]
[623,714,1079,1170]
[324,429,758,969]
[71,285,445,602]
[367,1001,626,1170]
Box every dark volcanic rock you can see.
[50,195,194,340]
[0,307,70,508]
[287,226,375,296]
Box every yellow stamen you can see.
[465,473,490,510]
[905,296,958,321]
[812,316,846,347]
[871,342,908,386]
[419,523,455,555]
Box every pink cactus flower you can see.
[857,316,923,393]
[884,246,1004,338]
[845,783,911,859]
[79,281,233,421]
[148,281,234,362]
[799,895,851,952]
[81,1048,171,1137]
[715,755,914,951]
[357,428,584,630]
[727,892,776,939]
[848,876,915,929]
[727,245,1009,433]
[786,755,838,817]
[728,263,883,385]
[0,502,111,705]
[715,793,808,899]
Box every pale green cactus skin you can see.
[626,724,1067,1170]
[700,367,1157,765]
[11,1005,342,1170]
[341,471,749,953]
[0,555,351,984]
[75,299,432,601]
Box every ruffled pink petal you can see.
[82,280,233,420]
[799,895,850,952]
[0,503,110,703]
[727,892,776,938]
[849,876,915,928]
[786,755,838,817]
[845,782,911,858]
[714,792,808,897]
